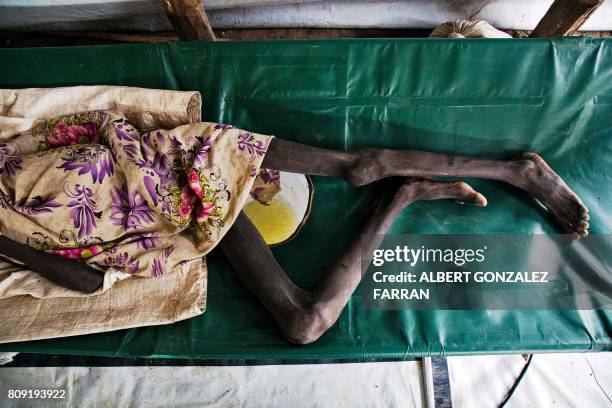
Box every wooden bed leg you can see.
[530,0,606,37]
[162,0,217,41]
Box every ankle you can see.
[507,158,537,188]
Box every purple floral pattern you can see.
[3,194,62,216]
[134,232,159,250]
[113,119,140,142]
[214,123,234,131]
[110,185,154,230]
[58,144,115,184]
[250,168,281,205]
[237,132,267,161]
[132,130,231,232]
[99,249,140,274]
[64,183,102,239]
[193,136,212,166]
[0,142,22,176]
[151,245,175,277]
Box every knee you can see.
[283,305,336,345]
[343,148,385,187]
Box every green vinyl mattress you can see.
[0,38,610,359]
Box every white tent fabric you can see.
[449,353,612,407]
[0,361,424,407]
[0,0,611,32]
[1,353,611,407]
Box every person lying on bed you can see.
[0,110,589,344]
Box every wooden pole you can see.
[530,0,606,37]
[162,0,216,41]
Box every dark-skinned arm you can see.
[0,236,104,293]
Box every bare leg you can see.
[221,177,486,344]
[263,139,590,238]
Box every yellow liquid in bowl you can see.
[243,198,300,245]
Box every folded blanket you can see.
[0,85,202,137]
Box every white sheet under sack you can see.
[0,353,610,407]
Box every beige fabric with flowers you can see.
[0,86,272,343]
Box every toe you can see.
[566,218,588,239]
[577,204,590,221]
[448,182,487,207]
[573,201,588,215]
[547,205,574,233]
[572,204,590,237]
[473,192,488,207]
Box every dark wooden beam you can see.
[531,0,606,37]
[0,28,436,47]
[162,0,216,41]
[215,28,434,40]
[4,28,612,48]
[50,31,176,44]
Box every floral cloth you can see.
[250,168,281,205]
[0,110,272,278]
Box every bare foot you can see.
[512,153,589,239]
[397,177,488,207]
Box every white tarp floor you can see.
[449,353,612,407]
[0,353,610,407]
